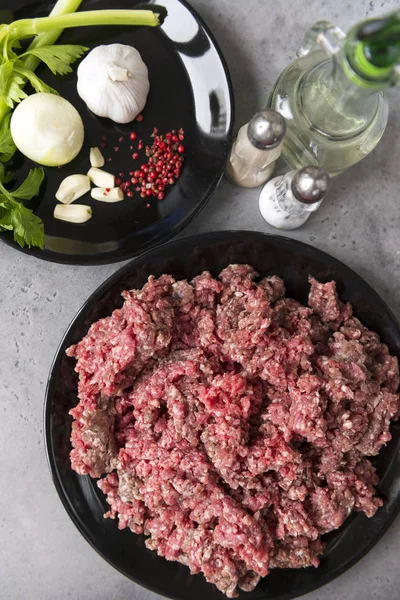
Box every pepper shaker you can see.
[225,110,286,188]
[259,166,330,230]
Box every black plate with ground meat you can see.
[45,231,400,600]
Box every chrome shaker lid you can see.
[247,110,286,150]
[292,166,330,203]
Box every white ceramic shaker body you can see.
[259,167,329,230]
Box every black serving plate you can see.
[45,231,400,600]
[0,0,233,264]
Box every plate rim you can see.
[0,0,235,266]
[44,230,400,600]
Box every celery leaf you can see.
[14,64,59,95]
[0,113,16,162]
[6,74,28,107]
[24,44,88,75]
[12,167,45,200]
[10,203,44,249]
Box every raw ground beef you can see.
[67,266,400,597]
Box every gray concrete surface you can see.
[1,0,400,599]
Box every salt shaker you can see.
[259,166,329,230]
[225,110,286,188]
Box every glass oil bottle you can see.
[267,12,400,176]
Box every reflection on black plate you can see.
[0,0,233,264]
[45,231,400,600]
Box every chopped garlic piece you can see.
[87,167,115,188]
[55,174,91,204]
[91,187,124,202]
[54,204,92,223]
[90,147,105,168]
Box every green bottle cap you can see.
[345,11,400,86]
[353,41,393,78]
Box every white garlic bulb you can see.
[77,44,150,124]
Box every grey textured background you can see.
[1,0,400,599]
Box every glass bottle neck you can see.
[300,51,383,138]
[324,50,381,100]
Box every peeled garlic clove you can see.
[87,167,115,188]
[91,187,124,202]
[54,204,92,223]
[55,174,91,204]
[90,147,105,168]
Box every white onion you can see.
[10,93,85,167]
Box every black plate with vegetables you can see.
[0,0,233,264]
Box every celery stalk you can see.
[23,0,84,72]
[0,0,84,125]
[7,10,159,40]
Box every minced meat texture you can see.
[67,267,400,598]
